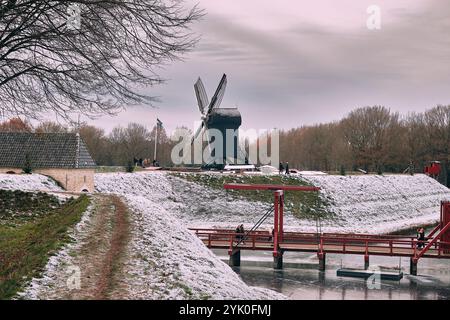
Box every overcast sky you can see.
[86,0,450,134]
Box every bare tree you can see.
[0,116,32,131]
[35,120,68,133]
[78,123,110,164]
[422,105,450,184]
[0,0,202,120]
[341,106,394,172]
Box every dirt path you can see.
[22,194,130,300]
[74,194,130,300]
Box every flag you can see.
[157,118,163,128]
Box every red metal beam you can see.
[414,221,450,262]
[223,183,320,192]
[273,191,280,257]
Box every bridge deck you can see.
[191,228,450,260]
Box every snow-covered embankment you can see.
[0,173,63,192]
[96,172,284,299]
[300,174,450,234]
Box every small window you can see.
[6,171,16,174]
[81,189,89,193]
[84,175,87,183]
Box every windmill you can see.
[191,74,243,168]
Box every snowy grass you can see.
[298,173,450,234]
[95,172,285,299]
[118,195,285,300]
[96,171,450,235]
[171,173,331,219]
[0,195,90,299]
[0,174,63,192]
[0,190,63,226]
[17,199,96,300]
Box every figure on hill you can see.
[152,159,160,167]
[279,162,284,174]
[235,224,241,241]
[239,224,246,243]
[285,162,289,175]
[235,224,245,243]
[417,227,426,249]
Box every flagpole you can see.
[154,118,158,162]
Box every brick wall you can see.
[36,168,95,192]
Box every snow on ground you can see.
[119,195,284,299]
[0,173,63,192]
[299,173,450,234]
[17,201,96,300]
[8,171,450,299]
[95,172,287,231]
[95,172,284,299]
[297,171,327,175]
[96,172,450,235]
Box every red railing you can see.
[413,222,450,262]
[189,228,450,260]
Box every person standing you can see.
[239,224,246,244]
[285,162,290,175]
[279,162,284,174]
[417,227,426,249]
[235,225,241,242]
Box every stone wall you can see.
[0,168,95,192]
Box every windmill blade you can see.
[206,74,227,114]
[194,77,209,115]
[191,122,204,145]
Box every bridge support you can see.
[364,255,370,270]
[318,253,326,271]
[410,258,417,276]
[273,252,283,270]
[229,249,241,267]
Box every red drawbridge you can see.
[190,183,450,275]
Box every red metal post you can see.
[228,235,234,255]
[365,241,369,261]
[252,233,256,249]
[224,183,320,192]
[442,201,450,254]
[279,191,284,243]
[273,191,279,257]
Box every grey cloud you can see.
[90,0,450,134]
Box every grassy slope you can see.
[171,173,332,220]
[0,194,90,300]
[0,190,62,226]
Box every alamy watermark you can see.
[366,5,381,30]
[170,126,279,166]
[366,266,382,290]
[66,265,81,290]
[67,3,81,31]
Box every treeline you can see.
[0,118,176,167]
[1,105,450,185]
[278,105,450,184]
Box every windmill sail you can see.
[194,78,209,115]
[207,74,227,113]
